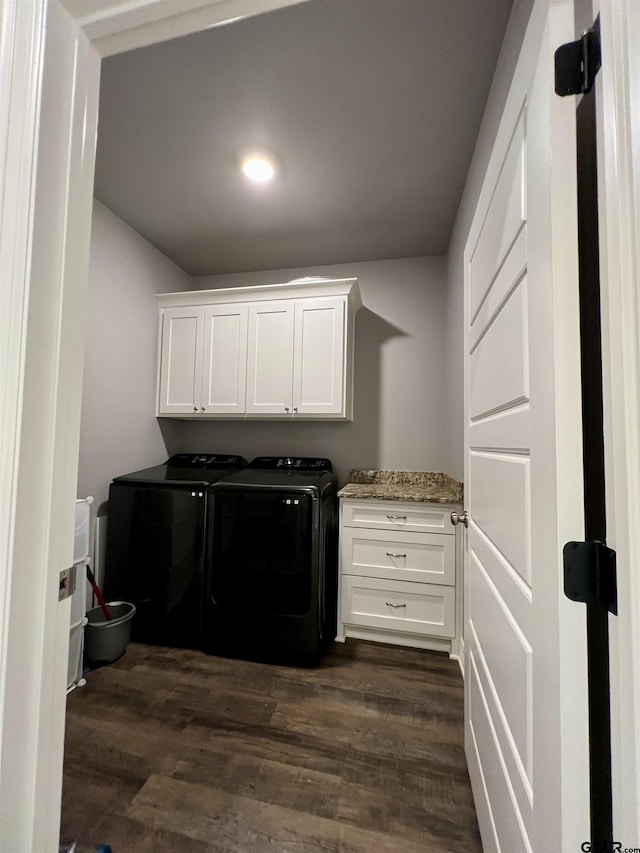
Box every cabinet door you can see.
[158,306,204,415]
[245,301,294,415]
[292,297,345,416]
[201,303,248,414]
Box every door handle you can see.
[450,510,469,528]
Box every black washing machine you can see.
[203,456,338,664]
[105,453,246,647]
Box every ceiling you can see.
[95,0,513,277]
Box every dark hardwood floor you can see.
[61,640,481,853]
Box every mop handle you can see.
[86,564,112,621]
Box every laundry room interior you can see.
[63,0,536,850]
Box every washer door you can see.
[106,483,206,644]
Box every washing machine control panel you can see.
[167,453,246,469]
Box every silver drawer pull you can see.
[386,552,407,558]
[386,514,407,520]
[386,601,407,608]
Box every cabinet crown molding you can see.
[156,277,362,310]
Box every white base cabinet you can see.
[337,498,461,655]
[156,278,361,420]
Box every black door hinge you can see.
[563,540,617,614]
[555,15,601,96]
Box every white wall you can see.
[445,0,534,480]
[76,201,191,511]
[185,257,449,486]
[77,207,452,499]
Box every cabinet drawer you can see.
[341,576,455,638]
[341,528,455,586]
[341,499,454,534]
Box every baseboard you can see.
[451,637,466,679]
[341,625,453,654]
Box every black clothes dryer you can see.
[105,453,246,647]
[203,456,338,664]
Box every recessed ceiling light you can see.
[240,151,277,183]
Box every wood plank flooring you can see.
[61,640,481,852]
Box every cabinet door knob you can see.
[200,407,205,412]
[451,510,469,527]
[293,407,298,413]
[284,407,290,413]
[385,601,407,608]
[193,407,198,412]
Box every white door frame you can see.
[593,0,640,845]
[0,1,305,850]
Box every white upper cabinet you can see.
[202,303,248,415]
[158,306,204,415]
[293,297,345,416]
[156,278,361,420]
[245,300,295,415]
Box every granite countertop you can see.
[337,470,463,504]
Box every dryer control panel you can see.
[248,456,333,472]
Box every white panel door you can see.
[245,300,294,415]
[292,296,345,416]
[201,303,248,415]
[463,3,588,852]
[158,306,204,415]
